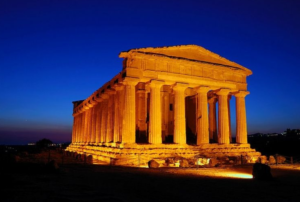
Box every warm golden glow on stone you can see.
[66,45,260,166]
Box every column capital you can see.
[196,86,210,93]
[234,91,250,98]
[106,89,116,95]
[123,77,139,86]
[216,88,231,96]
[113,84,124,91]
[208,96,218,104]
[95,93,103,102]
[149,79,164,88]
[90,98,98,105]
[83,103,90,110]
[173,82,189,91]
[101,93,109,100]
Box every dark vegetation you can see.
[249,132,300,158]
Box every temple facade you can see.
[66,45,260,166]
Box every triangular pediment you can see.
[120,45,251,75]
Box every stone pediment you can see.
[119,45,252,75]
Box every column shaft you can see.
[149,80,164,144]
[136,84,147,141]
[106,93,114,143]
[196,87,210,145]
[235,91,249,144]
[119,87,125,142]
[82,111,87,143]
[86,108,92,143]
[122,79,138,143]
[95,103,102,144]
[71,116,75,143]
[216,89,231,144]
[101,98,108,142]
[173,83,188,144]
[228,95,232,143]
[162,91,170,141]
[90,106,95,143]
[208,97,217,142]
[113,86,123,143]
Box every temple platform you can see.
[66,143,261,166]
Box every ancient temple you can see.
[66,45,260,166]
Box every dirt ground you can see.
[2,150,300,202]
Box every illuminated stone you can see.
[66,45,260,166]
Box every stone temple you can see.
[66,45,260,166]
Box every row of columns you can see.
[72,79,249,145]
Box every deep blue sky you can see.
[1,0,299,144]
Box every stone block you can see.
[209,158,219,167]
[259,155,267,164]
[148,160,159,168]
[269,156,276,164]
[277,155,286,164]
[180,159,189,168]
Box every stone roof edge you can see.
[119,44,252,76]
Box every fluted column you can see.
[119,86,125,142]
[86,108,92,143]
[216,89,231,144]
[235,91,249,144]
[173,83,188,144]
[106,90,115,143]
[78,114,81,143]
[95,101,103,144]
[196,86,210,145]
[136,83,147,141]
[122,78,139,144]
[149,80,164,144]
[100,94,109,143]
[208,97,218,142]
[162,90,170,142]
[228,95,232,143]
[71,116,76,143]
[113,85,123,143]
[80,112,84,143]
[90,100,97,144]
[82,111,87,143]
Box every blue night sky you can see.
[0,0,299,145]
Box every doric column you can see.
[95,101,102,144]
[100,94,109,143]
[80,113,84,143]
[162,90,170,142]
[228,95,232,143]
[122,78,139,144]
[235,91,249,144]
[82,111,87,143]
[72,116,76,143]
[208,97,218,142]
[106,90,115,143]
[119,86,125,142]
[216,89,231,144]
[89,107,94,143]
[136,83,147,141]
[173,83,188,144]
[113,85,123,143]
[149,80,164,144]
[90,100,98,144]
[77,114,81,143]
[86,108,92,143]
[196,86,210,145]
